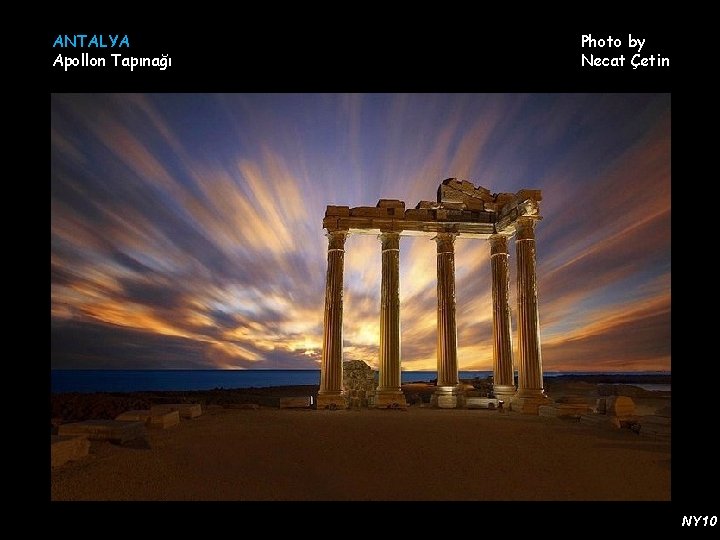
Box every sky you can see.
[50,93,670,372]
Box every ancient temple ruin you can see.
[318,178,547,413]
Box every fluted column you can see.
[489,234,516,403]
[433,232,461,408]
[374,232,406,408]
[512,217,547,413]
[317,230,348,409]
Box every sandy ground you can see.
[51,406,670,501]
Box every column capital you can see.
[516,216,540,241]
[326,229,348,250]
[434,232,457,253]
[378,231,400,250]
[488,234,509,255]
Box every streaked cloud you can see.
[51,93,670,372]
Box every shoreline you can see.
[51,374,670,424]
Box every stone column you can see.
[512,217,547,413]
[317,230,348,409]
[374,232,406,408]
[433,232,461,408]
[489,234,516,403]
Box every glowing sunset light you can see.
[51,93,670,372]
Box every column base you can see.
[316,392,347,410]
[373,389,407,409]
[510,390,548,415]
[493,384,517,403]
[431,386,465,409]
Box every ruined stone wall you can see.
[343,360,377,408]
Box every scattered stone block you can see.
[279,397,313,408]
[151,403,202,419]
[58,420,146,443]
[116,409,180,429]
[51,435,90,468]
[436,395,458,409]
[606,396,635,417]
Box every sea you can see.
[50,369,671,394]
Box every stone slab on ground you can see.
[606,396,635,417]
[51,435,90,468]
[279,397,313,408]
[151,403,202,419]
[466,397,500,409]
[116,409,180,429]
[58,420,146,443]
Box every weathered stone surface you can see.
[350,206,385,218]
[416,200,437,209]
[436,395,458,409]
[51,435,90,468]
[116,409,180,429]
[151,403,202,419]
[377,199,405,210]
[465,198,485,211]
[279,397,313,408]
[58,420,146,443]
[510,396,549,415]
[326,205,350,217]
[405,209,433,220]
[343,360,377,408]
[466,397,500,409]
[606,396,635,417]
[580,414,621,429]
[483,202,498,212]
[374,392,407,409]
[441,201,466,211]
